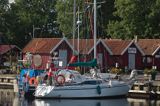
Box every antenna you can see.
[33,25,41,38]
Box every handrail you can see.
[33,86,46,96]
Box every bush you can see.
[144,68,152,75]
[110,67,123,74]
[144,68,157,75]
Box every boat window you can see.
[81,80,102,85]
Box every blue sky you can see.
[9,0,15,3]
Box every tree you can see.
[0,0,61,48]
[55,0,112,39]
[107,0,160,39]
[100,0,115,38]
[55,0,83,38]
[0,0,9,32]
[15,0,61,37]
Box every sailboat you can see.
[34,0,132,99]
[34,69,131,98]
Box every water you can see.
[0,89,160,106]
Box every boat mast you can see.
[94,0,97,59]
[72,0,76,55]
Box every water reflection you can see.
[127,98,160,106]
[12,97,160,106]
[13,97,35,106]
[0,89,14,106]
[34,98,129,106]
[1,89,160,106]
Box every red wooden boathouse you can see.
[22,37,74,70]
[137,39,160,70]
[103,39,144,70]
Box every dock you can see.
[0,75,17,89]
[127,75,160,99]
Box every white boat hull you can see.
[35,81,130,98]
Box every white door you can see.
[59,50,67,68]
[128,53,135,70]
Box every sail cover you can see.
[68,59,97,67]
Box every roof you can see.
[22,38,62,54]
[104,39,132,55]
[0,45,20,55]
[24,38,159,56]
[68,39,94,54]
[137,39,160,55]
[88,39,113,55]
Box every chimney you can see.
[134,35,138,43]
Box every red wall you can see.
[87,42,111,72]
[54,41,73,64]
[154,49,160,70]
[22,41,73,70]
[107,43,143,70]
[22,53,50,70]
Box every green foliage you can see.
[1,0,160,48]
[0,0,62,48]
[0,0,9,32]
[144,68,157,75]
[0,0,8,11]
[151,69,157,74]
[110,67,123,74]
[144,68,152,75]
[55,0,83,38]
[107,21,131,39]
[55,0,112,39]
[107,0,160,39]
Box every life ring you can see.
[56,74,65,85]
[29,77,38,86]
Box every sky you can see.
[9,0,15,3]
